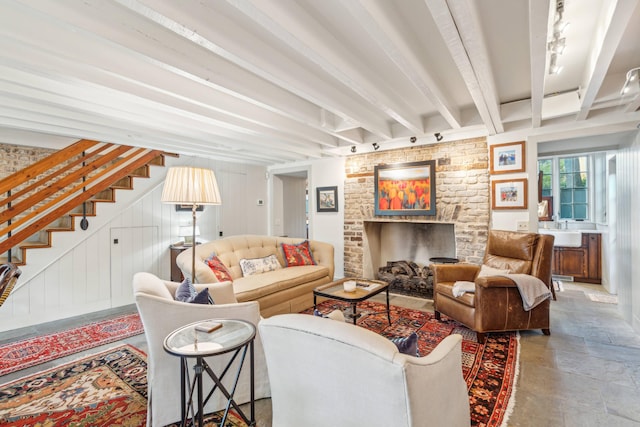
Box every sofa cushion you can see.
[175,278,213,304]
[239,255,282,277]
[234,265,330,301]
[175,278,197,301]
[282,240,316,267]
[390,332,420,357]
[205,255,233,283]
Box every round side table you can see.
[164,319,256,426]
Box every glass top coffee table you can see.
[313,278,391,325]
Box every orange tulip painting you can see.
[374,160,436,216]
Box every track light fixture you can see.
[434,132,443,142]
[350,146,357,153]
[372,143,380,150]
[621,67,640,95]
[547,0,568,75]
[410,136,417,143]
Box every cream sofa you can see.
[176,235,334,317]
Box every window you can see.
[558,156,588,219]
[538,159,552,197]
[538,155,591,221]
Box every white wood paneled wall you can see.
[616,135,640,334]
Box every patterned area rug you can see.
[0,344,247,427]
[0,313,143,376]
[309,300,519,427]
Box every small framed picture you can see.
[490,141,525,174]
[316,186,338,212]
[492,179,528,210]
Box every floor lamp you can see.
[161,166,221,283]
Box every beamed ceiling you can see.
[1,0,639,165]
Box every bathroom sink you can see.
[539,229,582,247]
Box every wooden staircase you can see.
[0,140,176,266]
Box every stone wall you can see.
[0,143,55,180]
[344,137,490,278]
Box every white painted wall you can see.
[269,157,345,279]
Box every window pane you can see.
[560,204,572,218]
[560,189,572,203]
[574,189,587,203]
[573,172,587,188]
[574,204,588,219]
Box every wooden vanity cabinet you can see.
[551,233,601,284]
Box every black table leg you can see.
[351,302,357,324]
[386,287,391,325]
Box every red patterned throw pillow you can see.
[282,240,317,267]
[205,255,233,282]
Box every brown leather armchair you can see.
[432,230,555,343]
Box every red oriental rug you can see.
[309,301,519,427]
[0,313,143,376]
[0,345,247,427]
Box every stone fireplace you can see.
[344,137,490,280]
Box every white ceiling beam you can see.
[114,0,394,140]
[224,0,423,135]
[576,0,639,120]
[3,1,347,149]
[425,0,500,135]
[529,0,551,128]
[0,64,326,158]
[342,0,462,129]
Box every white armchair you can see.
[132,272,270,427]
[259,314,470,427]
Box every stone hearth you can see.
[343,137,490,280]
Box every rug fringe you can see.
[499,331,521,427]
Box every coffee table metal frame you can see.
[163,319,256,427]
[313,278,391,325]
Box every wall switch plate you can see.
[517,221,529,231]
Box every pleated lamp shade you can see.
[161,167,222,205]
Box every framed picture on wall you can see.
[492,178,528,210]
[316,186,338,212]
[490,141,525,174]
[374,160,436,216]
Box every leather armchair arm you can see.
[475,275,518,289]
[431,263,479,283]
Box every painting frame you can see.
[374,160,436,216]
[316,186,338,212]
[492,178,528,210]
[490,141,526,174]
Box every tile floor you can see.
[1,282,639,426]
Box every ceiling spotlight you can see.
[372,142,380,150]
[410,136,417,143]
[434,132,443,142]
[621,67,640,95]
[350,146,357,153]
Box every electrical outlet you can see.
[516,221,528,231]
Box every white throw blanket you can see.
[452,274,551,311]
[452,281,476,297]
[499,273,552,311]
